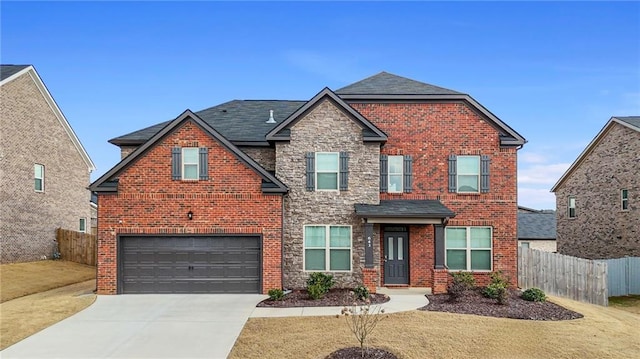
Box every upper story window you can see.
[621,189,629,211]
[448,155,490,193]
[79,218,87,233]
[568,196,576,218]
[445,226,492,271]
[34,164,44,192]
[305,152,349,191]
[171,147,208,181]
[380,155,413,193]
[304,225,352,271]
[316,152,339,190]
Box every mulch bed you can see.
[420,288,583,321]
[326,347,398,359]
[257,289,390,307]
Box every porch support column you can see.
[364,222,374,268]
[434,224,445,269]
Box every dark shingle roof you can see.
[110,100,306,145]
[518,212,556,240]
[355,200,455,218]
[336,71,462,96]
[0,65,30,81]
[614,116,640,129]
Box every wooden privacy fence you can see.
[602,257,640,297]
[518,247,608,306]
[55,228,97,266]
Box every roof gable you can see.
[551,116,640,192]
[90,110,288,193]
[0,65,96,172]
[265,87,387,142]
[336,71,461,96]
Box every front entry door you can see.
[384,231,408,285]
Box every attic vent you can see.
[266,110,276,124]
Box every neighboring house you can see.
[90,72,526,295]
[517,206,556,252]
[0,65,96,263]
[551,116,639,259]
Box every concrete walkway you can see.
[250,287,430,318]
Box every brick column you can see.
[362,268,379,294]
[432,268,449,294]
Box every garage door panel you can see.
[121,236,261,294]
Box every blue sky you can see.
[2,1,639,210]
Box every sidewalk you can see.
[250,287,430,318]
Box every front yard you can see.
[0,260,96,349]
[230,296,640,358]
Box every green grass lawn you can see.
[609,295,640,314]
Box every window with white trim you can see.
[182,148,199,180]
[315,153,339,190]
[388,155,403,193]
[445,226,492,271]
[568,196,576,218]
[457,156,480,193]
[34,164,44,192]
[621,189,629,211]
[304,225,351,271]
[79,218,87,233]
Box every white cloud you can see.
[518,187,556,210]
[519,152,548,164]
[518,162,571,186]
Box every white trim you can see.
[303,224,352,272]
[181,147,199,180]
[568,196,576,219]
[621,189,629,211]
[456,155,480,193]
[34,163,45,192]
[1,66,96,172]
[387,155,403,193]
[445,226,493,272]
[315,152,339,191]
[552,117,639,192]
[79,218,87,233]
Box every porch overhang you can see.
[354,200,456,225]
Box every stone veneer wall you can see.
[276,99,380,289]
[555,123,640,259]
[240,147,276,171]
[0,72,92,263]
[120,146,138,159]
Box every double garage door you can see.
[120,235,261,294]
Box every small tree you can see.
[340,296,386,358]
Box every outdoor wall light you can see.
[187,211,193,220]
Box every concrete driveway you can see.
[1,294,266,359]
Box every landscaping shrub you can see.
[340,300,386,357]
[448,272,476,303]
[482,271,510,305]
[522,287,547,302]
[307,283,326,300]
[306,272,335,294]
[353,284,370,301]
[268,288,284,301]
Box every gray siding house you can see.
[551,116,639,259]
[0,65,95,263]
[517,206,556,252]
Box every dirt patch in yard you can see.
[421,288,583,320]
[0,279,96,350]
[0,260,95,302]
[230,296,640,359]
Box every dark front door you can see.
[384,231,409,285]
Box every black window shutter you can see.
[306,152,315,191]
[339,152,349,191]
[380,155,388,193]
[199,147,209,180]
[481,155,490,193]
[172,147,181,180]
[448,155,457,192]
[403,155,413,193]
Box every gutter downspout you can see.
[281,194,286,290]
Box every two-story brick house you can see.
[1,65,96,263]
[551,116,639,259]
[90,72,526,294]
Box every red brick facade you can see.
[352,102,519,290]
[96,121,283,294]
